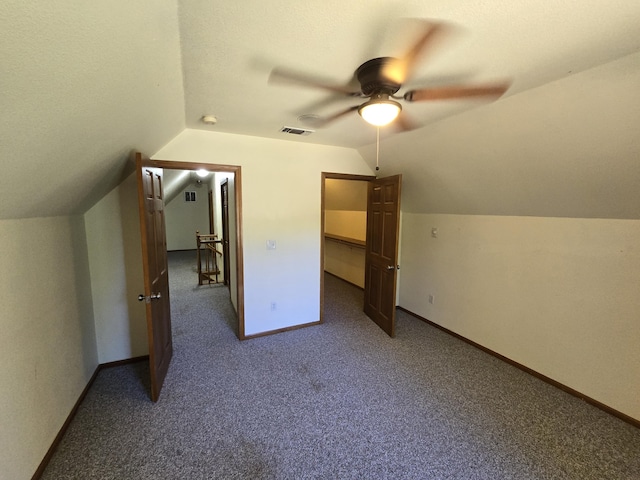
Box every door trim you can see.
[141,158,246,339]
[320,172,376,323]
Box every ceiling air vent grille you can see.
[280,126,314,136]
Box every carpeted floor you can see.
[41,250,640,479]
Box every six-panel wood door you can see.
[364,174,402,337]
[136,152,173,402]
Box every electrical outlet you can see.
[431,227,438,238]
[270,302,277,311]
[266,240,277,250]
[428,294,434,305]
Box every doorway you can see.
[320,172,402,337]
[148,160,245,339]
[320,173,373,322]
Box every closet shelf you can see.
[324,233,366,249]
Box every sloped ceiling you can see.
[179,0,639,149]
[0,1,185,220]
[1,1,639,220]
[163,169,194,205]
[163,169,211,205]
[361,53,640,218]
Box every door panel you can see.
[364,174,402,337]
[136,152,173,402]
[370,211,382,255]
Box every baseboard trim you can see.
[100,355,150,370]
[243,320,322,340]
[31,355,149,480]
[397,306,640,429]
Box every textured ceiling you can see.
[1,1,639,220]
[360,52,640,218]
[0,1,185,219]
[179,0,640,148]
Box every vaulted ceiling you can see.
[1,1,639,220]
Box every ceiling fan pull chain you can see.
[376,126,380,172]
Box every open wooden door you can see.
[208,190,215,235]
[135,152,173,402]
[364,174,402,337]
[221,179,231,286]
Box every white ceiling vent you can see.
[280,126,314,136]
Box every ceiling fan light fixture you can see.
[358,97,402,126]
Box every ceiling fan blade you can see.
[394,112,420,132]
[404,82,511,102]
[293,93,355,118]
[269,67,361,95]
[315,105,360,127]
[383,20,450,85]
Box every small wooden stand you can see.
[196,231,223,285]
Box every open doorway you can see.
[136,154,245,401]
[320,172,402,337]
[164,169,230,287]
[320,173,374,322]
[146,159,245,339]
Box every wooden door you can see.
[364,174,402,337]
[135,153,173,402]
[221,180,231,286]
[208,190,215,235]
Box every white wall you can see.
[85,173,148,364]
[165,182,210,251]
[153,129,373,336]
[0,216,98,480]
[399,213,640,421]
[210,173,224,239]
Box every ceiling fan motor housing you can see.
[356,57,401,96]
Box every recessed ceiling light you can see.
[201,115,217,125]
[297,114,323,127]
[298,114,321,123]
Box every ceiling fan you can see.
[269,20,511,131]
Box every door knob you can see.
[386,265,395,271]
[138,293,162,303]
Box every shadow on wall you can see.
[70,214,99,371]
